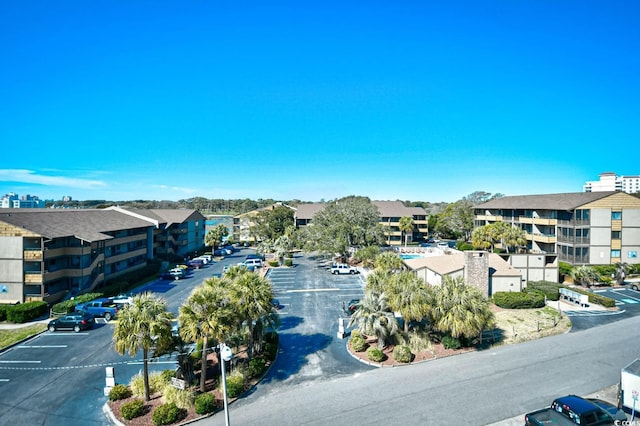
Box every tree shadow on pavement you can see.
[258,332,332,385]
[278,315,304,331]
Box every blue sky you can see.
[1,1,638,203]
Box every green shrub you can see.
[568,287,616,308]
[152,402,185,426]
[0,305,7,321]
[194,392,217,415]
[6,301,48,323]
[108,384,132,401]
[160,369,176,383]
[457,242,474,251]
[129,371,165,397]
[527,281,561,301]
[366,347,386,362]
[268,260,279,267]
[223,372,245,398]
[247,357,267,378]
[120,398,145,420]
[349,335,367,352]
[285,259,293,267]
[442,335,462,350]
[350,329,361,339]
[392,345,412,363]
[493,291,545,309]
[161,385,195,410]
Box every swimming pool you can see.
[400,254,422,260]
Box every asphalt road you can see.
[0,249,249,426]
[202,311,640,426]
[3,253,640,425]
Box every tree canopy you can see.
[301,196,385,257]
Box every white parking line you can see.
[16,345,67,349]
[285,288,340,293]
[0,360,42,364]
[0,379,9,382]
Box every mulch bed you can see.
[107,347,260,425]
[348,335,474,367]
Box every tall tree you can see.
[398,216,414,247]
[387,271,433,337]
[348,289,399,348]
[373,250,404,273]
[302,196,385,258]
[252,204,294,242]
[430,276,494,341]
[113,293,173,401]
[228,272,275,359]
[205,224,229,250]
[615,262,631,286]
[179,283,237,392]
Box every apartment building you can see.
[584,172,640,194]
[1,193,45,208]
[474,191,640,266]
[293,200,428,246]
[0,208,205,305]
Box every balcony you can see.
[526,233,557,243]
[518,216,557,225]
[24,249,43,261]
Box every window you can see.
[612,231,621,239]
[611,250,621,258]
[629,251,638,259]
[612,211,622,220]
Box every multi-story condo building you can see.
[1,193,45,208]
[474,191,640,266]
[293,200,428,246]
[584,172,640,194]
[0,208,205,305]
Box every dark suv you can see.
[48,312,95,332]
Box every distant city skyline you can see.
[1,2,638,203]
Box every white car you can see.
[330,263,359,275]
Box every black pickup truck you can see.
[525,395,626,426]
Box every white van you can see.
[239,259,263,268]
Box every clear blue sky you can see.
[1,1,638,203]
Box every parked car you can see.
[330,263,359,275]
[213,248,228,256]
[246,253,265,261]
[272,299,280,309]
[347,299,360,315]
[160,268,186,280]
[48,312,95,332]
[75,298,118,321]
[525,394,625,426]
[239,258,262,268]
[188,258,205,269]
[110,294,133,308]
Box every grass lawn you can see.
[0,324,48,349]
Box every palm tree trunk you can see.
[247,321,254,360]
[143,348,150,401]
[200,336,208,392]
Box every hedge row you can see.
[0,301,48,323]
[527,281,562,301]
[493,291,546,309]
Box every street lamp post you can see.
[219,343,234,426]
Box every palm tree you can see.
[205,224,228,251]
[471,226,492,251]
[365,268,393,294]
[228,272,275,359]
[430,276,494,342]
[570,265,598,287]
[348,289,399,348]
[387,271,433,337]
[399,216,414,247]
[615,262,630,286]
[113,292,173,401]
[502,225,527,253]
[373,250,404,273]
[179,284,237,392]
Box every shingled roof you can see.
[293,201,426,220]
[0,209,154,242]
[475,191,618,211]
